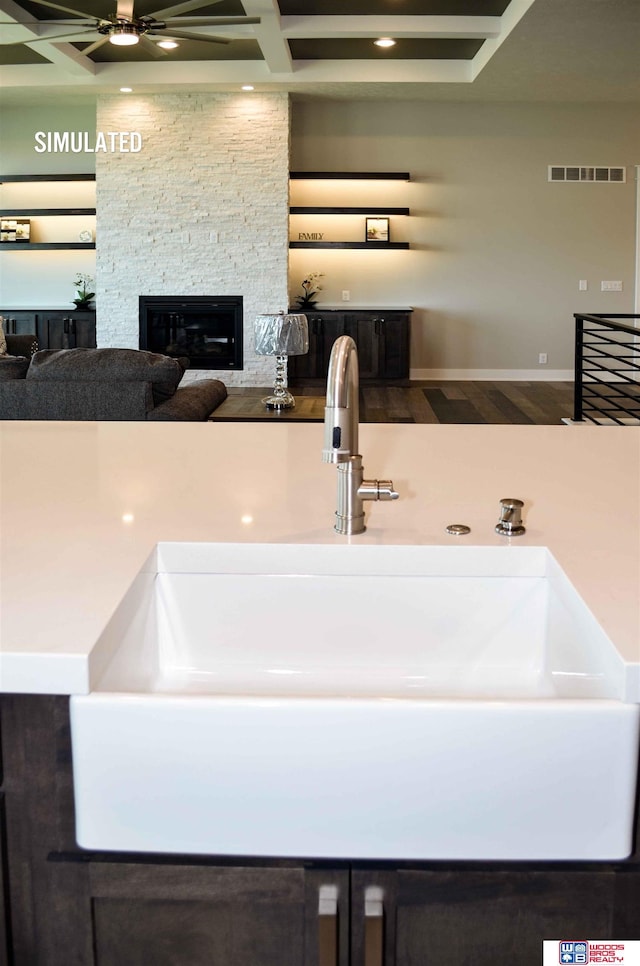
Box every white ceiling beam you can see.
[472,0,536,79]
[280,16,502,40]
[241,0,292,73]
[0,55,473,90]
[28,39,97,73]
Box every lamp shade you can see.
[254,312,309,357]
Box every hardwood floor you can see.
[209,381,575,425]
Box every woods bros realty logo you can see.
[34,131,142,153]
[543,942,640,964]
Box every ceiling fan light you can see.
[374,37,395,48]
[157,39,179,48]
[109,24,140,46]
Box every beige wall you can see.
[290,101,639,376]
[2,98,638,377]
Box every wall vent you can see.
[548,165,626,183]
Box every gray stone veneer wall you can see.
[95,92,290,386]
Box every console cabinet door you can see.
[90,863,307,966]
[375,313,409,380]
[350,869,616,966]
[290,314,325,379]
[344,314,379,380]
[1,311,37,336]
[38,312,96,350]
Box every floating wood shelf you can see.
[290,171,410,181]
[1,208,96,216]
[0,174,95,183]
[290,206,410,215]
[0,242,95,250]
[290,241,410,250]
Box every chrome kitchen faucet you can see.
[322,335,399,534]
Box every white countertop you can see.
[0,421,638,695]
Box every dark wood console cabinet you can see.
[289,310,410,383]
[1,310,96,351]
[0,695,638,966]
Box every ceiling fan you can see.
[1,0,260,57]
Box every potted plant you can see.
[72,273,95,311]
[293,272,324,310]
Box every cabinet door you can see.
[2,312,37,336]
[375,313,409,380]
[0,795,8,966]
[90,863,308,966]
[344,314,379,380]
[38,313,71,350]
[68,313,96,348]
[290,314,325,379]
[351,869,616,966]
[320,313,347,376]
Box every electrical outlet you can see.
[601,280,623,292]
[209,231,218,244]
[538,353,548,365]
[579,279,588,291]
[342,290,351,301]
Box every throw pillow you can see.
[0,356,30,381]
[27,347,187,405]
[0,317,6,356]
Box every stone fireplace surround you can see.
[95,92,290,387]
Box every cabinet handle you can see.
[364,886,384,966]
[318,884,339,966]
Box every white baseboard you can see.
[410,368,574,381]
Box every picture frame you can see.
[365,216,390,243]
[0,218,30,243]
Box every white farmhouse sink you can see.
[70,543,639,862]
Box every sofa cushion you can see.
[0,356,30,381]
[27,348,187,405]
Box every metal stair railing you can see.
[573,313,640,424]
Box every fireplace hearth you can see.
[139,296,243,370]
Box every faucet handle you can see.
[359,479,399,501]
[495,498,526,536]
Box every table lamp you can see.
[254,311,309,410]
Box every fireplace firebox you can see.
[139,296,243,370]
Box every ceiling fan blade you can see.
[139,33,167,56]
[115,0,134,21]
[0,18,95,23]
[146,0,225,21]
[162,16,260,25]
[22,0,99,20]
[78,34,111,54]
[13,28,99,41]
[148,27,229,43]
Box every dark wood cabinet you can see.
[350,869,618,966]
[0,695,638,966]
[38,312,96,350]
[1,312,37,336]
[289,309,410,383]
[0,309,96,350]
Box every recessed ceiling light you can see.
[374,37,396,48]
[119,87,133,92]
[157,39,179,49]
[241,84,255,91]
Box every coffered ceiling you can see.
[0,0,639,103]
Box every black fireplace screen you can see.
[139,296,243,370]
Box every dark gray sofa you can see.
[0,347,227,421]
